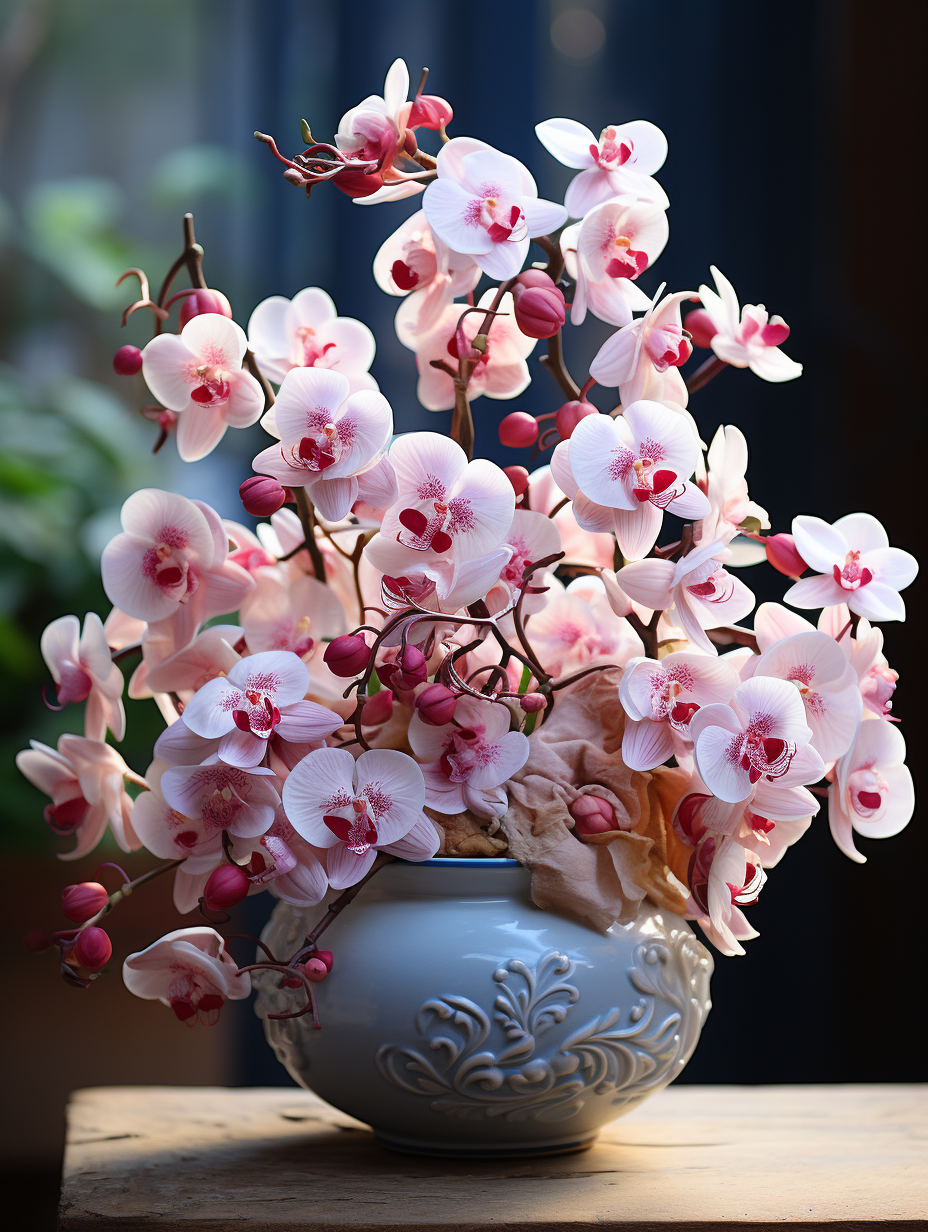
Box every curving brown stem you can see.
[686,355,728,394]
[540,328,580,400]
[244,349,275,414]
[449,376,475,460]
[293,853,396,959]
[153,213,208,336]
[626,609,661,660]
[293,488,328,584]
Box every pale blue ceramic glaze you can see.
[256,859,713,1156]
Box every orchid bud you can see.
[568,794,617,838]
[361,688,394,726]
[512,275,566,339]
[240,475,288,518]
[314,949,334,972]
[684,308,718,349]
[519,692,547,713]
[178,288,233,329]
[74,927,112,971]
[383,644,427,692]
[332,167,384,198]
[555,399,597,440]
[407,94,453,131]
[62,881,109,923]
[765,533,807,580]
[498,411,539,449]
[324,634,371,677]
[203,864,250,912]
[303,957,329,982]
[503,465,530,496]
[113,345,143,375]
[416,682,458,726]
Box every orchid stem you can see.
[293,488,328,584]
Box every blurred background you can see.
[1,0,925,1222]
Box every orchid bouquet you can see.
[18,60,917,1031]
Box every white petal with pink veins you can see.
[326,842,377,889]
[120,489,215,560]
[613,501,663,561]
[324,389,393,478]
[535,118,598,169]
[734,675,811,743]
[754,602,815,650]
[622,718,675,772]
[616,557,675,609]
[696,723,754,803]
[222,372,265,427]
[667,482,711,520]
[274,700,341,744]
[476,236,529,281]
[101,538,179,623]
[181,677,241,738]
[273,367,352,443]
[467,731,530,790]
[354,748,426,844]
[422,180,494,255]
[282,747,357,846]
[381,814,441,861]
[176,404,230,463]
[305,474,359,522]
[182,313,248,367]
[246,295,291,379]
[228,650,310,707]
[522,197,569,236]
[141,332,200,410]
[568,413,637,510]
[389,430,466,493]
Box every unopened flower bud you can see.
[416,683,458,726]
[555,399,597,440]
[178,288,233,329]
[382,645,427,693]
[568,794,618,838]
[302,957,329,982]
[361,688,394,726]
[324,634,371,677]
[240,475,288,517]
[113,345,143,375]
[62,881,109,923]
[407,94,453,131]
[765,533,807,580]
[503,465,530,496]
[203,864,251,912]
[498,411,539,449]
[74,926,112,971]
[512,273,566,339]
[519,692,547,713]
[332,167,384,198]
[314,949,334,972]
[684,308,718,349]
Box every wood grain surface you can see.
[58,1083,927,1229]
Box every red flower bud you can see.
[332,167,384,198]
[314,949,334,972]
[515,269,557,291]
[302,957,329,982]
[684,308,718,349]
[62,881,109,923]
[568,794,618,838]
[416,683,458,726]
[407,94,453,131]
[203,864,251,912]
[498,411,539,449]
[503,465,530,496]
[113,345,143,376]
[512,277,566,339]
[74,927,112,971]
[555,399,597,440]
[361,688,394,726]
[240,475,288,518]
[765,533,807,580]
[381,645,427,693]
[178,288,233,329]
[324,634,371,677]
[519,692,547,714]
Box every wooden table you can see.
[58,1084,926,1229]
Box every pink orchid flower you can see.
[588,287,695,403]
[698,266,802,382]
[142,625,242,702]
[561,200,669,328]
[559,401,710,561]
[240,815,329,908]
[750,631,862,762]
[407,696,529,819]
[123,927,251,1026]
[617,539,756,655]
[41,612,125,741]
[252,368,393,521]
[378,431,515,570]
[336,57,411,167]
[484,509,562,613]
[414,290,537,411]
[523,581,644,680]
[159,758,280,845]
[180,649,342,768]
[247,287,378,393]
[687,834,764,956]
[690,675,826,804]
[242,573,346,659]
[373,210,480,345]
[785,513,918,621]
[141,315,265,461]
[16,734,140,860]
[619,653,740,772]
[677,769,818,862]
[535,117,669,218]
[423,137,568,280]
[695,424,770,547]
[827,718,914,864]
[283,747,436,887]
[530,464,615,570]
[100,489,255,649]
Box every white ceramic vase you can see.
[255,857,713,1157]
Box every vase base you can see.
[373,1130,597,1159]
